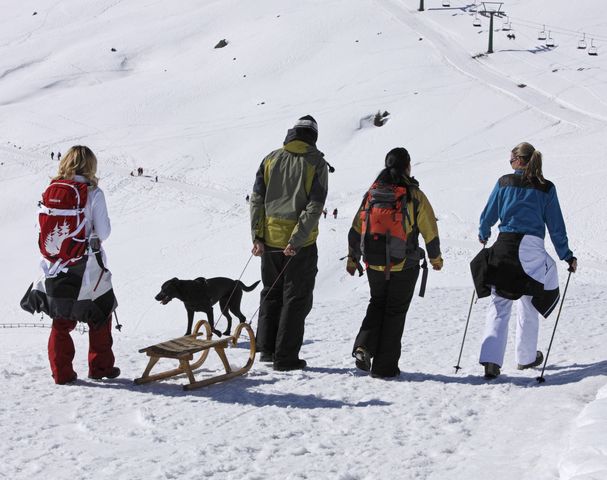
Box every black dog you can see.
[155,277,260,337]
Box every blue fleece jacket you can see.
[479,170,573,261]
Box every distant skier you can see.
[322,208,327,219]
[471,142,577,380]
[50,151,55,160]
[245,194,250,203]
[57,152,61,162]
[332,208,338,219]
[155,175,158,182]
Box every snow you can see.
[559,384,607,480]
[1,0,606,478]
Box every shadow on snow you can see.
[76,374,391,409]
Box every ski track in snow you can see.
[378,0,607,131]
[1,1,607,479]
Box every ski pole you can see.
[454,288,476,373]
[536,270,573,383]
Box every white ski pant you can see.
[479,288,539,367]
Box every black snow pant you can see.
[256,243,318,363]
[353,266,419,377]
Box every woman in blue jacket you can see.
[471,142,577,379]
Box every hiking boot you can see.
[354,347,371,372]
[371,366,400,379]
[482,362,500,379]
[517,351,544,370]
[88,367,121,380]
[371,371,401,380]
[259,352,274,363]
[273,359,307,371]
[55,372,78,385]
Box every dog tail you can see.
[239,280,261,292]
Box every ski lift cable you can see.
[498,19,607,44]
[505,17,607,42]
[430,0,607,43]
[440,0,607,42]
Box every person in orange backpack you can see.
[21,146,119,384]
[346,147,442,378]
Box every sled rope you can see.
[215,253,255,330]
[248,255,294,326]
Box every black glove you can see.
[566,256,577,273]
[346,258,364,277]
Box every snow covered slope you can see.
[1,1,606,478]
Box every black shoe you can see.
[273,359,307,371]
[354,347,371,372]
[259,352,274,363]
[370,368,400,379]
[517,351,544,370]
[88,367,120,380]
[482,362,500,379]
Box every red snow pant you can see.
[48,317,115,384]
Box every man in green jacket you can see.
[250,115,329,371]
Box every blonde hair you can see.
[512,142,544,184]
[54,145,99,187]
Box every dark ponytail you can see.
[377,147,411,184]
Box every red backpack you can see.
[38,180,89,268]
[360,182,412,275]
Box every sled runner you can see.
[134,320,255,390]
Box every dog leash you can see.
[247,255,294,326]
[215,253,255,330]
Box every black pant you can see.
[256,244,318,363]
[353,266,419,376]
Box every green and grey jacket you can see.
[250,140,329,249]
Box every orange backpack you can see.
[360,182,412,273]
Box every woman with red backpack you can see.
[346,147,443,378]
[21,146,119,384]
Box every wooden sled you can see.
[134,320,256,390]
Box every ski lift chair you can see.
[546,31,555,47]
[502,16,512,31]
[538,25,547,41]
[588,39,598,56]
[473,14,482,27]
[442,0,451,7]
[578,33,587,50]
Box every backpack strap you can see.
[405,186,421,254]
[384,230,391,280]
[38,205,85,216]
[418,248,428,297]
[359,188,373,261]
